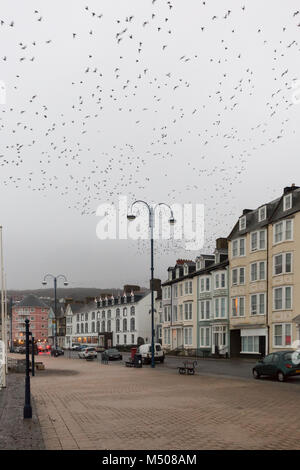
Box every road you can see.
[62,350,266,381]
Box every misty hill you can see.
[7,287,146,301]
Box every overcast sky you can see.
[1,0,300,290]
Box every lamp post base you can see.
[23,404,32,419]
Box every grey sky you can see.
[1,0,300,289]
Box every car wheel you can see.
[253,368,260,379]
[277,371,286,382]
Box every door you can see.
[259,336,266,357]
[261,354,278,376]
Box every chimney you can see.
[150,278,162,296]
[284,184,299,194]
[216,238,228,250]
[123,285,140,294]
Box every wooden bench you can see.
[178,360,197,375]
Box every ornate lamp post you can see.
[127,201,175,368]
[42,274,68,349]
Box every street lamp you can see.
[42,274,68,349]
[127,201,175,368]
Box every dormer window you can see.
[239,216,246,231]
[196,260,201,271]
[111,296,114,306]
[124,294,127,304]
[284,194,292,211]
[176,268,180,279]
[118,296,121,305]
[258,206,266,222]
[168,271,172,281]
[184,264,188,276]
[131,291,134,303]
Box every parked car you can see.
[14,346,26,354]
[102,348,123,361]
[253,350,300,382]
[51,347,64,357]
[78,347,97,359]
[138,343,165,364]
[71,344,81,351]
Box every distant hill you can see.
[7,286,149,301]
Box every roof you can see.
[15,294,50,309]
[190,259,229,278]
[228,186,300,240]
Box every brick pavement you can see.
[0,372,45,450]
[27,355,300,450]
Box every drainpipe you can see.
[266,225,269,355]
[227,265,231,358]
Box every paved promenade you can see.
[26,355,300,450]
[0,373,44,450]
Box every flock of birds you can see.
[0,0,299,284]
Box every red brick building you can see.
[12,294,52,345]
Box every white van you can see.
[138,343,165,364]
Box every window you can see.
[241,336,260,353]
[250,261,266,281]
[168,271,172,281]
[250,229,266,251]
[179,304,183,320]
[231,297,245,317]
[200,327,210,347]
[250,293,266,315]
[274,219,293,244]
[174,285,178,298]
[173,305,178,322]
[85,323,88,333]
[232,267,245,285]
[116,334,119,344]
[123,308,127,316]
[91,322,95,333]
[215,273,220,289]
[130,317,135,331]
[283,194,292,211]
[130,306,135,315]
[184,264,189,275]
[273,286,293,310]
[131,334,135,344]
[123,318,127,331]
[116,308,120,318]
[184,328,193,345]
[184,303,192,320]
[107,320,111,332]
[92,312,95,320]
[85,313,88,321]
[116,319,120,332]
[200,276,210,292]
[164,328,170,344]
[124,334,127,345]
[274,323,292,347]
[101,321,105,332]
[215,298,227,319]
[200,300,211,320]
[232,238,246,258]
[176,268,180,279]
[258,206,267,222]
[239,216,246,231]
[215,272,226,289]
[274,253,293,275]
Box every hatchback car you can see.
[253,350,300,382]
[102,348,123,361]
[51,347,64,357]
[78,347,97,359]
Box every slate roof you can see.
[228,185,300,240]
[16,294,50,309]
